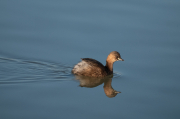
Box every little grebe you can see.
[72,51,124,77]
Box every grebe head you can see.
[106,51,124,63]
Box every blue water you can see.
[0,0,180,119]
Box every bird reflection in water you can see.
[74,75,121,98]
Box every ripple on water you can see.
[113,72,122,78]
[0,57,73,84]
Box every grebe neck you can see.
[105,61,113,74]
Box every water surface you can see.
[0,0,180,119]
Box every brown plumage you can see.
[72,51,124,77]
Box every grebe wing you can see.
[81,58,105,68]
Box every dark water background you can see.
[0,0,180,119]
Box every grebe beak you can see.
[114,91,121,94]
[117,58,124,61]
